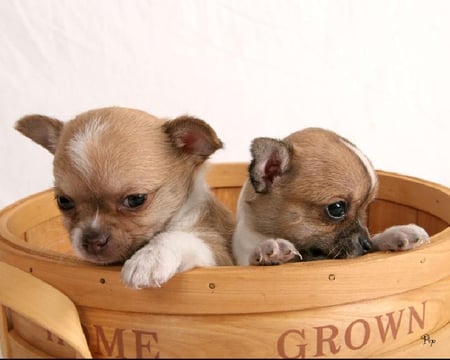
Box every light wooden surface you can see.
[0,163,449,358]
[0,262,91,358]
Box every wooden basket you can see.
[0,163,449,358]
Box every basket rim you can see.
[0,164,449,315]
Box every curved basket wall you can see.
[0,163,449,358]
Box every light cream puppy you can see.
[232,127,430,266]
[16,107,234,288]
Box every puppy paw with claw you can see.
[121,231,217,288]
[250,238,302,265]
[121,244,178,288]
[371,224,430,252]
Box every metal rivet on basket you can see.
[100,278,106,284]
[208,282,216,289]
[328,274,336,281]
[420,258,426,264]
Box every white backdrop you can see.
[1,0,449,210]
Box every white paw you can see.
[121,244,178,288]
[250,238,302,266]
[372,224,430,252]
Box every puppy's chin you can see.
[70,227,149,265]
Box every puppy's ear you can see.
[163,115,223,161]
[15,115,64,154]
[249,137,292,193]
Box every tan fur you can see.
[15,107,234,286]
[233,127,429,265]
[196,195,235,264]
[246,128,375,259]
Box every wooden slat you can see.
[417,212,448,236]
[205,162,248,188]
[368,199,418,235]
[24,217,73,255]
[379,322,450,358]
[10,310,76,358]
[74,277,449,358]
[211,187,241,215]
[0,263,92,358]
[377,171,450,223]
[2,190,61,239]
[368,200,448,237]
[7,330,53,358]
[0,306,11,358]
[1,229,449,316]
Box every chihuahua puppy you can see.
[15,106,234,287]
[232,127,430,266]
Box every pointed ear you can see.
[163,115,223,161]
[15,115,64,154]
[249,137,292,193]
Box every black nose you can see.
[358,236,372,254]
[82,230,110,254]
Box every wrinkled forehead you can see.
[285,131,378,201]
[53,112,171,194]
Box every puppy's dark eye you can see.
[56,195,75,211]
[326,201,347,220]
[123,194,147,209]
